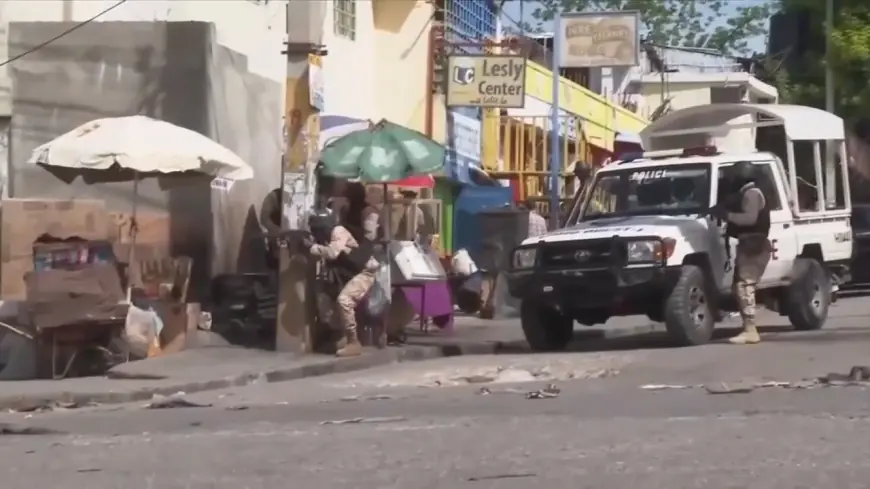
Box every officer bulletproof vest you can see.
[726,184,771,238]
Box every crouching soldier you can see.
[305,209,379,357]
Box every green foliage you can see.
[529,0,771,54]
[775,0,870,125]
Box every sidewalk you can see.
[0,345,446,412]
[0,317,658,412]
[403,315,660,353]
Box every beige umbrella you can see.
[28,115,254,296]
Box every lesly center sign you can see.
[446,54,526,109]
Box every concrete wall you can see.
[8,21,282,294]
[1,0,286,114]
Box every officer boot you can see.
[728,319,761,345]
[336,329,362,357]
[334,334,347,352]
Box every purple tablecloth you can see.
[394,280,454,331]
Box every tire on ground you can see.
[786,258,830,331]
[664,264,715,346]
[520,300,574,352]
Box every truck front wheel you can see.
[520,300,574,352]
[786,258,831,330]
[664,265,716,346]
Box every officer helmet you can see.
[726,161,758,185]
[308,207,337,242]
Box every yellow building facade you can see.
[481,60,649,207]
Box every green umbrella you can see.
[319,119,445,182]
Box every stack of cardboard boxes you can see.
[0,198,196,356]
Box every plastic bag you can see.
[365,262,391,318]
[450,249,478,276]
[124,304,162,359]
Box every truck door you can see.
[756,161,797,286]
[713,168,737,292]
[714,161,797,289]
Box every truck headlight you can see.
[627,241,657,262]
[627,238,676,263]
[512,248,537,269]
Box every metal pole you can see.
[825,0,834,114]
[548,15,562,229]
[824,0,837,207]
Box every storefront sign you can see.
[308,54,324,111]
[559,11,640,68]
[446,55,526,108]
[446,109,482,184]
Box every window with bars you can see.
[334,0,356,40]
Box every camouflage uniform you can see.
[309,225,379,357]
[727,183,770,345]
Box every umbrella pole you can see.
[126,173,140,302]
[380,182,391,347]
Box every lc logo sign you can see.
[452,66,475,85]
[446,55,527,109]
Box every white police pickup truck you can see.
[506,104,852,349]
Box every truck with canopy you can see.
[506,104,852,349]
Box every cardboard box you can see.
[159,302,200,355]
[1,199,109,300]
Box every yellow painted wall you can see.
[523,61,648,151]
[373,0,444,141]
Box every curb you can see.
[0,323,661,412]
[0,345,450,413]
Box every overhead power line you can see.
[0,0,128,69]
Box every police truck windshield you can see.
[571,163,712,223]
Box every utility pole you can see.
[824,0,834,115]
[824,0,836,208]
[276,1,326,353]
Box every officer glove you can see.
[300,235,314,250]
[708,204,728,220]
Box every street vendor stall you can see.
[317,119,454,343]
[4,116,255,378]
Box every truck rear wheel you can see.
[664,265,715,346]
[520,300,574,352]
[787,258,830,330]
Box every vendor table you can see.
[392,280,453,332]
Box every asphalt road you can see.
[5,292,870,489]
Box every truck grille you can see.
[539,240,625,269]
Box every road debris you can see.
[225,405,249,411]
[820,366,870,385]
[320,416,407,426]
[146,395,211,409]
[9,400,97,414]
[704,382,756,395]
[468,473,537,482]
[525,384,561,399]
[335,394,397,403]
[462,375,496,384]
[641,373,870,395]
[641,384,696,391]
[0,423,63,436]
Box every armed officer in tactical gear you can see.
[712,161,771,345]
[305,208,379,357]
